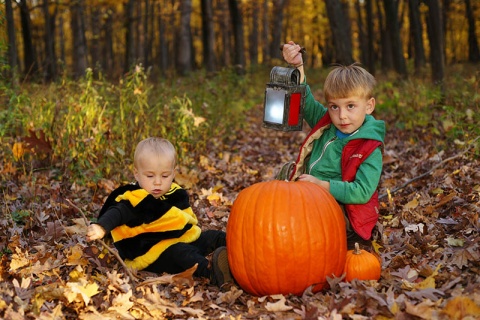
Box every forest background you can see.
[1,0,480,319]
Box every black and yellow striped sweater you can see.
[96,182,201,270]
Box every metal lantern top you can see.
[269,66,302,86]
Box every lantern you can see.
[263,66,306,131]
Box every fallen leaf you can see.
[442,296,480,319]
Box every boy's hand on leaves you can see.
[86,224,106,242]
[281,41,304,66]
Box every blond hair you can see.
[323,63,376,100]
[134,137,177,168]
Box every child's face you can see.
[134,150,176,198]
[326,95,375,134]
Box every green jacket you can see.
[300,84,386,204]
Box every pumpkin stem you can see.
[353,242,362,254]
[275,162,295,181]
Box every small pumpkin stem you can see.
[353,242,362,254]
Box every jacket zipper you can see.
[308,137,337,174]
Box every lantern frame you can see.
[263,66,306,131]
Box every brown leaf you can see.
[23,129,52,156]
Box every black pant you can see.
[144,230,226,278]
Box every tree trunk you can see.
[43,0,57,81]
[144,0,152,67]
[103,9,115,76]
[18,0,38,78]
[262,0,269,63]
[425,0,445,88]
[228,0,246,73]
[249,1,259,65]
[135,1,144,65]
[125,0,135,72]
[376,0,393,71]
[383,0,408,78]
[355,0,368,67]
[5,0,19,74]
[443,0,451,63]
[90,7,101,73]
[201,0,216,73]
[71,0,88,79]
[324,0,354,65]
[157,1,168,75]
[408,0,426,72]
[176,0,193,75]
[465,0,480,62]
[365,0,375,74]
[216,1,231,67]
[269,0,287,61]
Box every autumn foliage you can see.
[1,64,480,318]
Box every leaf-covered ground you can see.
[1,103,479,319]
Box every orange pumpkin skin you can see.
[344,243,381,282]
[226,180,347,296]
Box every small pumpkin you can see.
[226,180,347,296]
[344,242,381,282]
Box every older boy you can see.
[282,42,386,250]
[86,137,233,288]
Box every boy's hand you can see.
[281,41,304,66]
[86,224,106,242]
[297,174,330,192]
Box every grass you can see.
[1,63,478,186]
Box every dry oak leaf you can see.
[215,286,243,306]
[107,289,135,316]
[451,246,479,269]
[64,218,87,235]
[137,263,197,288]
[404,299,437,319]
[262,294,294,312]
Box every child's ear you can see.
[366,97,376,114]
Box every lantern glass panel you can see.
[264,88,286,124]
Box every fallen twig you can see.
[379,136,479,200]
[66,199,141,287]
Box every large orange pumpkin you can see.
[226,180,347,296]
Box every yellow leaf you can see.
[67,244,88,266]
[389,301,400,314]
[446,237,465,247]
[372,240,383,254]
[12,142,25,161]
[65,281,99,305]
[9,248,30,271]
[442,296,480,319]
[404,198,419,210]
[207,193,220,201]
[193,116,206,127]
[414,264,441,290]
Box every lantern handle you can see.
[269,66,301,86]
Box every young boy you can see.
[281,41,385,250]
[86,137,233,288]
